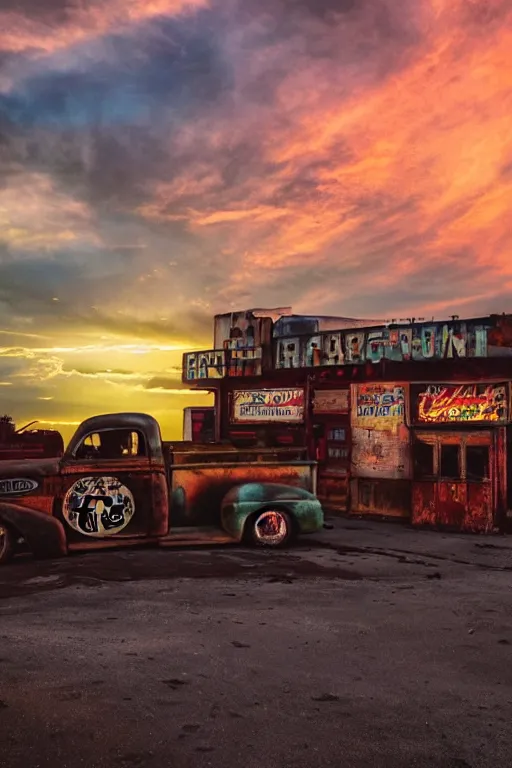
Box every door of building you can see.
[313,421,351,512]
[411,429,504,532]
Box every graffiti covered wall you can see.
[274,317,512,369]
[412,383,509,424]
[351,383,411,479]
[213,309,277,350]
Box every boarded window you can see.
[439,444,460,479]
[466,445,489,481]
[413,441,434,478]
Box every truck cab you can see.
[0,412,323,564]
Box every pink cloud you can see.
[0,0,208,55]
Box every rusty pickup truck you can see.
[0,412,323,564]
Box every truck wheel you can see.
[250,509,293,548]
[0,523,15,565]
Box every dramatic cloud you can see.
[0,0,511,438]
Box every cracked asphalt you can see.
[1,519,512,768]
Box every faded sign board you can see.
[412,383,508,424]
[313,389,349,414]
[352,383,406,428]
[231,389,305,423]
[351,383,410,479]
[271,317,512,371]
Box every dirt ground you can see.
[1,519,512,768]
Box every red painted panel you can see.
[465,483,494,532]
[412,482,436,526]
[413,481,494,532]
[436,482,467,528]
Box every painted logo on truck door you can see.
[63,476,135,536]
[0,478,38,495]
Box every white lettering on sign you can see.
[232,389,305,423]
[0,478,39,495]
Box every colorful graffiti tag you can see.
[415,383,508,423]
[351,383,410,479]
[232,389,305,423]
[274,318,512,369]
[63,476,135,536]
[184,348,262,380]
[354,384,405,420]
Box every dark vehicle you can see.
[0,415,64,460]
[0,412,323,564]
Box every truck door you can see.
[57,426,155,543]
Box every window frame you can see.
[72,427,148,461]
[439,443,461,481]
[413,431,492,484]
[412,439,436,480]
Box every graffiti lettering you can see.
[273,319,511,369]
[416,383,508,423]
[63,476,135,537]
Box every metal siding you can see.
[352,478,410,519]
[170,463,315,528]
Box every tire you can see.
[0,523,15,565]
[249,509,294,548]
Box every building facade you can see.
[182,308,512,532]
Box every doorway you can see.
[411,430,502,532]
[313,420,351,512]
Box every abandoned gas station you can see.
[182,308,512,533]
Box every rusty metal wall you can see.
[412,481,494,532]
[411,429,497,532]
[317,472,349,512]
[170,462,315,527]
[351,478,411,519]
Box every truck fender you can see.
[220,483,321,541]
[0,502,67,559]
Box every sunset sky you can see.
[1,0,511,443]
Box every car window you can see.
[75,429,147,460]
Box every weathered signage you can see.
[232,389,305,423]
[353,383,406,423]
[0,477,38,495]
[415,383,508,423]
[274,318,512,369]
[351,383,410,478]
[313,389,349,414]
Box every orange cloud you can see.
[0,172,98,250]
[134,0,512,312]
[1,0,512,436]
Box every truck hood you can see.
[0,457,60,481]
